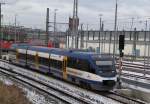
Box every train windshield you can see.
[92,55,115,71]
[96,61,114,70]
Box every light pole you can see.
[14,14,17,43]
[113,0,118,58]
[46,8,50,47]
[54,9,58,48]
[130,17,135,31]
[99,14,102,53]
[143,20,148,76]
[0,2,5,58]
[148,18,150,66]
[54,9,58,36]
[86,24,88,49]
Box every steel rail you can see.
[0,66,90,104]
[0,59,147,104]
[98,91,146,104]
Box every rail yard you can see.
[0,0,150,104]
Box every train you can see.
[8,44,118,91]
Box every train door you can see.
[35,52,39,69]
[63,56,67,80]
[16,49,19,63]
[48,55,51,73]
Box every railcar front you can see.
[65,53,117,91]
[89,54,117,90]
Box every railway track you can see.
[0,60,119,104]
[0,60,147,104]
[116,61,150,96]
[101,91,146,104]
[117,61,150,70]
[0,67,89,104]
[116,61,150,78]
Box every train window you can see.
[77,59,90,72]
[50,59,62,69]
[8,50,16,61]
[9,50,16,55]
[39,57,49,66]
[67,57,90,72]
[67,57,77,69]
[100,66,114,71]
[19,53,26,60]
[27,55,35,63]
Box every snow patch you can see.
[0,76,13,86]
[0,73,60,104]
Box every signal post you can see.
[118,35,125,88]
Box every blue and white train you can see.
[9,44,117,91]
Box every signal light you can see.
[119,35,125,50]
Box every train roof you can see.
[30,46,94,59]
[11,43,30,49]
[12,44,113,60]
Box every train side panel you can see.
[9,45,117,91]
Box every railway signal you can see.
[118,35,125,88]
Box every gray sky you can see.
[2,0,150,30]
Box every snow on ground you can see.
[0,61,120,104]
[121,82,150,104]
[0,73,62,104]
[10,65,120,104]
[123,61,150,66]
[23,88,58,104]
[122,82,150,93]
[0,76,13,86]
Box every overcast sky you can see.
[2,0,150,30]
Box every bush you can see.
[0,82,32,104]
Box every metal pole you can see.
[54,9,58,48]
[72,0,75,49]
[86,24,88,49]
[75,0,78,49]
[104,28,106,53]
[0,2,4,58]
[72,0,79,49]
[67,31,70,48]
[113,0,118,58]
[80,24,83,49]
[133,28,137,61]
[76,0,79,49]
[130,17,134,31]
[46,8,49,47]
[14,14,17,43]
[54,9,57,36]
[109,31,112,54]
[0,3,2,58]
[99,14,102,53]
[148,24,150,66]
[144,20,148,76]
[101,30,104,53]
